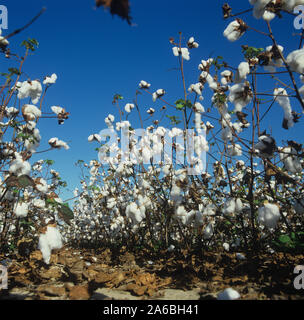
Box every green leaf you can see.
[21,38,39,51]
[57,203,74,225]
[278,234,291,244]
[44,159,55,166]
[6,175,35,188]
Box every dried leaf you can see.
[95,0,132,25]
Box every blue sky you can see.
[2,0,303,201]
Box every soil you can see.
[1,244,304,300]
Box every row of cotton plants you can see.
[65,1,304,255]
[0,36,72,263]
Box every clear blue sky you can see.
[2,0,303,201]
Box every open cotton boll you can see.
[48,137,69,150]
[273,88,295,129]
[125,103,135,113]
[200,71,218,90]
[255,134,276,158]
[194,102,205,113]
[14,202,29,218]
[223,198,236,215]
[220,70,233,85]
[0,29,9,47]
[279,146,302,173]
[223,19,247,42]
[217,288,240,300]
[227,143,242,157]
[33,199,46,208]
[203,222,214,240]
[172,47,190,60]
[235,62,250,83]
[188,82,204,96]
[17,80,42,104]
[139,80,151,89]
[258,203,281,229]
[187,36,199,49]
[249,0,275,20]
[228,82,253,112]
[35,178,49,193]
[38,226,63,264]
[152,89,165,102]
[5,107,19,118]
[9,153,31,176]
[126,202,145,224]
[286,48,304,74]
[22,104,42,121]
[51,106,64,115]
[43,73,57,85]
[88,134,101,143]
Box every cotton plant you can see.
[0,35,72,255]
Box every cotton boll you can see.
[38,226,63,264]
[43,73,57,85]
[286,48,304,74]
[167,244,175,252]
[88,134,101,143]
[194,102,205,113]
[152,89,165,102]
[35,178,48,193]
[273,88,295,129]
[228,82,253,112]
[38,234,51,264]
[200,71,218,90]
[258,203,281,229]
[221,127,232,142]
[22,104,42,121]
[220,70,233,85]
[203,222,214,240]
[9,153,31,176]
[236,252,246,260]
[279,146,302,173]
[227,144,242,156]
[188,82,204,96]
[223,242,230,252]
[223,19,247,42]
[5,107,19,118]
[235,62,250,83]
[223,198,236,215]
[217,288,240,300]
[139,80,151,89]
[126,202,145,224]
[33,199,45,208]
[14,202,29,218]
[170,183,183,204]
[17,80,42,104]
[254,134,276,158]
[48,137,69,150]
[187,37,199,49]
[125,103,135,113]
[172,47,190,60]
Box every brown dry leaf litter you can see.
[1,246,304,300]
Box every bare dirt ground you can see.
[1,244,304,300]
